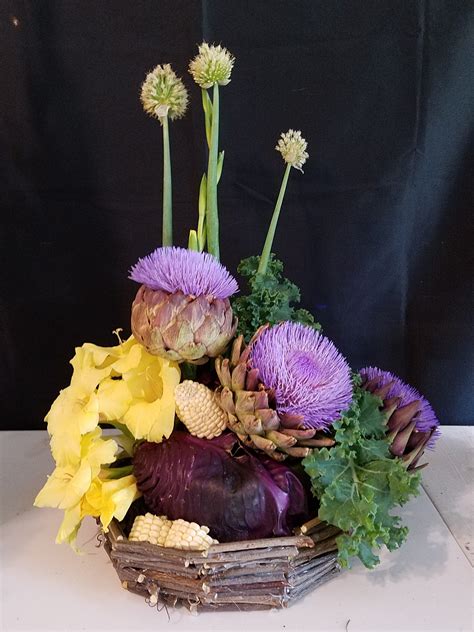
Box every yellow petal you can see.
[99,475,140,530]
[34,466,75,508]
[58,461,92,509]
[80,431,118,476]
[97,378,133,420]
[55,503,82,545]
[46,388,99,438]
[70,348,113,396]
[50,429,82,467]
[82,478,103,515]
[122,354,161,401]
[122,396,174,442]
[34,461,92,510]
[81,335,136,368]
[110,340,144,374]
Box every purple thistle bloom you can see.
[129,247,239,299]
[249,322,353,429]
[359,367,440,448]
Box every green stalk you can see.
[102,465,134,480]
[197,173,207,251]
[162,115,173,246]
[258,163,292,275]
[206,83,220,260]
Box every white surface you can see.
[421,427,474,566]
[0,429,473,632]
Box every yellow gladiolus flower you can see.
[84,475,140,531]
[37,332,180,549]
[121,356,180,442]
[55,504,82,548]
[47,388,100,465]
[35,429,117,510]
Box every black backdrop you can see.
[2,1,473,430]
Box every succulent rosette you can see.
[360,366,440,467]
[249,321,353,429]
[130,246,238,363]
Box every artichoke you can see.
[129,247,238,363]
[215,331,336,460]
[360,367,440,469]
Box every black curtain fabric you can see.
[1,1,473,430]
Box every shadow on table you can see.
[362,496,449,586]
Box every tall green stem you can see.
[206,84,220,259]
[162,115,173,246]
[258,163,292,275]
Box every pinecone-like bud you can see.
[215,330,335,460]
[175,380,227,439]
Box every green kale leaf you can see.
[232,254,320,341]
[302,385,421,569]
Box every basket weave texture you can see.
[104,518,341,611]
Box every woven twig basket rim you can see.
[103,516,342,611]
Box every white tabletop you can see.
[1,428,473,632]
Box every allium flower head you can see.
[276,130,309,171]
[129,247,238,299]
[189,43,235,89]
[141,64,189,121]
[249,322,353,429]
[360,367,440,447]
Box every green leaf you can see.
[358,390,387,438]
[201,89,212,147]
[217,151,225,183]
[232,254,320,342]
[302,383,422,569]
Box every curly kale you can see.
[303,380,421,569]
[232,255,320,342]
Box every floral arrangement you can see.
[36,43,440,583]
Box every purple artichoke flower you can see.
[129,246,238,298]
[129,248,238,362]
[360,366,440,465]
[249,322,353,429]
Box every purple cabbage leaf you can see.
[133,432,309,542]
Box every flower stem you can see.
[258,163,292,275]
[206,84,220,260]
[162,114,173,246]
[103,465,134,479]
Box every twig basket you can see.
[103,518,341,612]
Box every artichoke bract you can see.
[129,247,238,363]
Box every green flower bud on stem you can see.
[141,64,189,247]
[188,43,235,261]
[189,43,235,89]
[258,130,309,275]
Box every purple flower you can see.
[249,322,353,429]
[359,367,440,447]
[129,247,238,299]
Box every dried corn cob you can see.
[129,513,172,546]
[174,380,227,439]
[129,513,218,551]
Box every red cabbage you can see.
[133,432,309,542]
